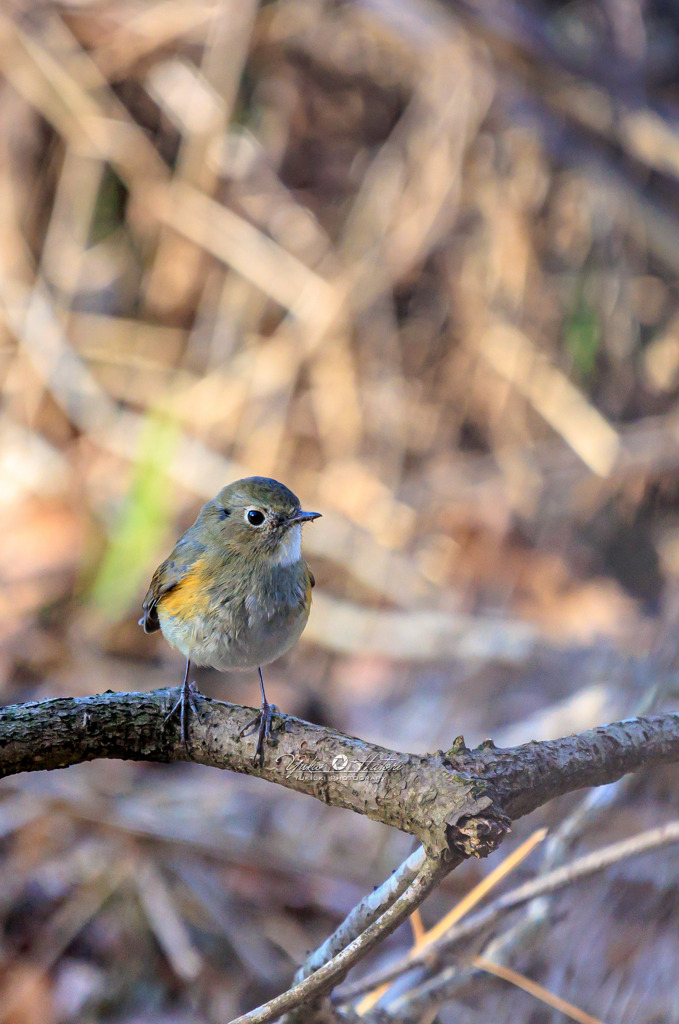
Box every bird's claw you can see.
[240,701,281,764]
[164,680,200,750]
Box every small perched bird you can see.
[140,477,320,759]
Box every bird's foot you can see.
[240,700,281,764]
[164,679,200,751]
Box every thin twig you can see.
[228,854,453,1024]
[294,846,427,983]
[338,820,679,1001]
[473,956,605,1024]
[354,827,547,1013]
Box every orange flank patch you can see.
[157,559,212,621]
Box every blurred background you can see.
[1,0,679,1021]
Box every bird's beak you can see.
[288,510,322,524]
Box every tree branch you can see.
[1,688,678,864]
[2,687,679,1023]
[0,687,506,858]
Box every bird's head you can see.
[201,476,321,564]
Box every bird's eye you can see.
[246,508,265,526]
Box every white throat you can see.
[272,523,302,566]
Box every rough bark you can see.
[1,687,678,861]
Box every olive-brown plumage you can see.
[140,477,320,759]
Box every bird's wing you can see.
[139,558,183,634]
[139,536,206,634]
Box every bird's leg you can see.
[240,666,280,764]
[164,658,199,750]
